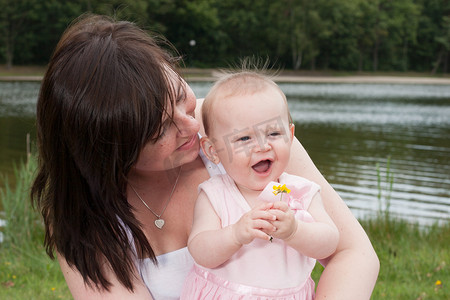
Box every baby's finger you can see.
[251,229,273,241]
[267,209,286,221]
[271,201,289,211]
[253,219,276,232]
[254,202,274,211]
[251,210,276,221]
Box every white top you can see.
[136,146,225,299]
[139,248,193,300]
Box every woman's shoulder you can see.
[280,172,321,192]
[280,172,316,183]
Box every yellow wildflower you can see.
[272,184,291,195]
[435,280,442,286]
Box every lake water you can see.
[0,81,449,227]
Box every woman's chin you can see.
[178,138,200,165]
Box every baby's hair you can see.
[202,59,292,136]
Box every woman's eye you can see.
[269,132,281,137]
[160,127,167,137]
[158,121,172,138]
[176,86,187,104]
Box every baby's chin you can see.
[238,180,276,195]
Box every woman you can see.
[31,14,379,299]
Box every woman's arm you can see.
[58,254,153,300]
[286,138,379,300]
[274,193,339,259]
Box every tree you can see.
[354,0,378,71]
[390,0,420,71]
[317,0,363,70]
[215,0,273,65]
[268,0,327,70]
[410,0,449,72]
[0,0,38,68]
[21,0,84,64]
[148,0,223,66]
[432,3,450,74]
[89,0,149,25]
[369,0,390,71]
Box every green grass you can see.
[311,217,449,299]
[0,159,71,299]
[363,218,449,299]
[1,159,449,299]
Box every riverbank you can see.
[1,65,450,84]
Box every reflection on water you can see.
[0,82,40,117]
[0,81,449,226]
[280,83,450,226]
[0,82,39,185]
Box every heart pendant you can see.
[154,219,165,229]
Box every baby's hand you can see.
[232,203,276,245]
[268,201,298,241]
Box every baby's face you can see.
[208,87,294,194]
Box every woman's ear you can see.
[200,136,220,164]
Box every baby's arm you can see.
[188,191,276,269]
[270,194,339,259]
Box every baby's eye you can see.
[269,131,281,137]
[237,136,251,142]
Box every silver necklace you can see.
[130,166,182,229]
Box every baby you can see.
[181,70,339,299]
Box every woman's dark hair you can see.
[31,14,182,291]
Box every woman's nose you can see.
[176,112,200,137]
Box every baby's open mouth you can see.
[252,160,272,173]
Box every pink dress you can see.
[181,172,321,299]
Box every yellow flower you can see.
[272,184,291,195]
[51,287,56,291]
[435,280,442,286]
[12,275,16,279]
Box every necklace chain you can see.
[130,166,182,229]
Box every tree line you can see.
[1,0,449,73]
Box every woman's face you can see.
[134,78,200,173]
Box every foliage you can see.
[364,218,449,299]
[376,156,394,221]
[148,0,223,67]
[311,218,450,299]
[0,1,449,72]
[0,159,71,299]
